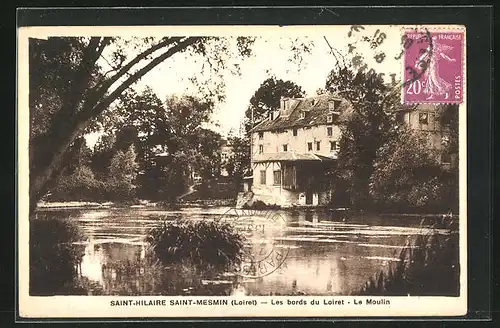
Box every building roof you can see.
[251,93,349,132]
[252,152,336,163]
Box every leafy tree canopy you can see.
[29,36,255,209]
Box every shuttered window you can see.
[260,170,266,185]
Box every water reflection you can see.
[34,207,455,296]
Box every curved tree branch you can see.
[31,37,201,204]
[81,37,200,122]
[92,37,184,100]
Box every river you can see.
[32,206,455,296]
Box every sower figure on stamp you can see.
[416,36,456,100]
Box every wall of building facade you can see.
[251,162,296,206]
[251,161,335,207]
[401,110,448,153]
[251,123,341,158]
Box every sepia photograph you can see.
[17,24,467,318]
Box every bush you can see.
[241,200,281,210]
[356,218,459,296]
[50,165,104,201]
[146,220,245,273]
[30,217,86,295]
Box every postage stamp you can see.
[402,28,465,104]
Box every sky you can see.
[84,25,403,146]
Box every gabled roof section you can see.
[390,103,444,113]
[251,93,348,132]
[252,152,336,163]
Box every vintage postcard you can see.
[17,24,467,319]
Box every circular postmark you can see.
[215,208,290,279]
[343,25,434,99]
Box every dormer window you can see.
[300,111,306,119]
[270,112,274,120]
[329,100,341,112]
[327,113,339,123]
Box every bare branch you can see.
[81,37,200,122]
[323,36,346,69]
[93,37,185,99]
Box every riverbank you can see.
[37,199,236,210]
[36,201,457,221]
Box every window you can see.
[441,152,451,164]
[273,170,281,185]
[300,111,306,119]
[282,144,288,152]
[316,141,321,151]
[328,101,335,111]
[419,112,429,125]
[327,126,333,137]
[260,170,266,185]
[330,141,338,151]
[258,131,264,139]
[307,142,313,151]
[259,145,264,154]
[328,100,341,111]
[327,114,333,123]
[293,128,298,136]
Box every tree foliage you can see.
[224,136,251,182]
[107,145,139,201]
[369,128,447,211]
[29,35,254,211]
[100,89,224,201]
[325,67,397,209]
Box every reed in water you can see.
[356,215,459,296]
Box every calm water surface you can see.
[37,207,453,296]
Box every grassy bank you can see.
[29,217,86,295]
[355,218,459,296]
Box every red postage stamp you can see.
[402,28,465,104]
